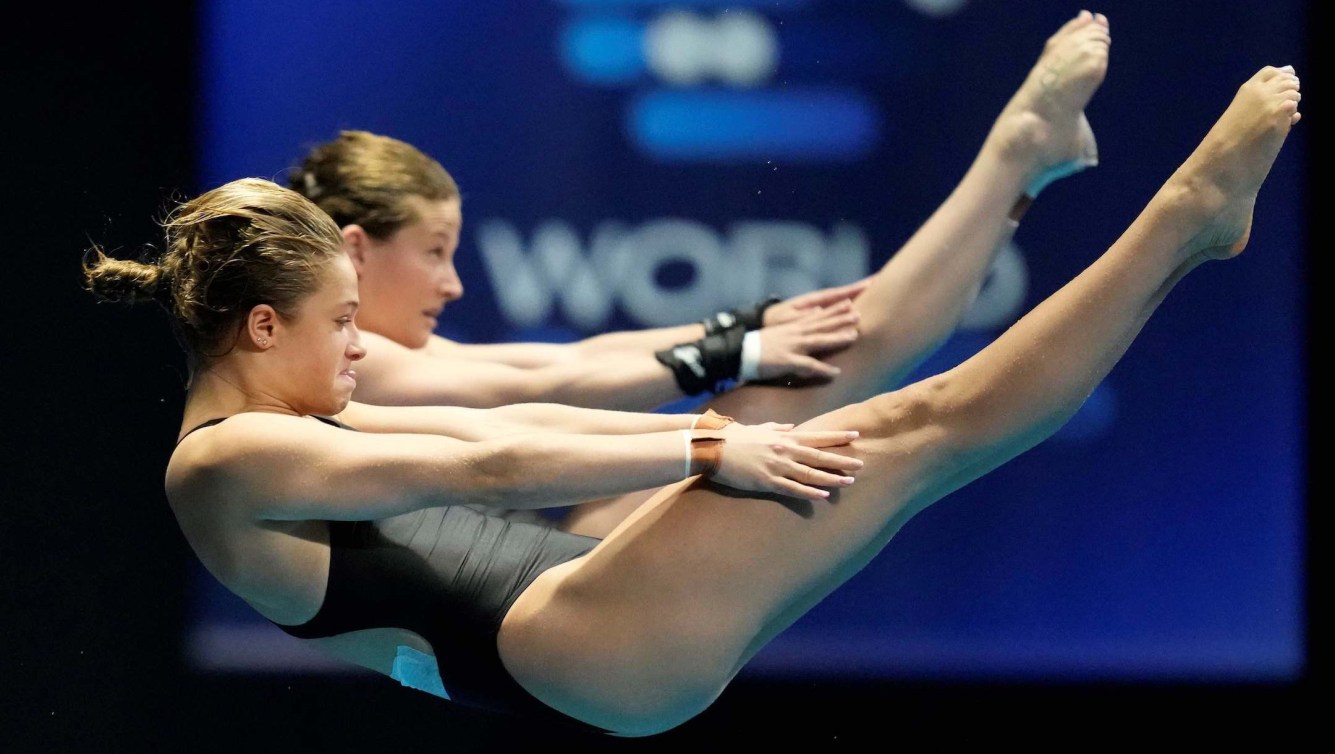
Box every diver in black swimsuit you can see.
[85,46,1299,735]
[180,415,599,726]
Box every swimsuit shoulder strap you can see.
[176,417,228,446]
[312,415,359,431]
[177,414,357,447]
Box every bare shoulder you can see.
[358,330,417,369]
[354,331,443,394]
[164,413,341,515]
[333,400,395,431]
[354,332,531,407]
[423,334,462,356]
[361,331,461,360]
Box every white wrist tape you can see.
[679,429,692,478]
[739,330,762,382]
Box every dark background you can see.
[3,2,1320,750]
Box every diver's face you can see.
[353,196,463,348]
[273,253,366,415]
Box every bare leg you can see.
[562,12,1110,537]
[500,66,1301,736]
[709,11,1109,424]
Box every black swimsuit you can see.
[179,416,603,731]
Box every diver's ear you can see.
[245,304,279,350]
[342,225,370,273]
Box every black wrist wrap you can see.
[701,296,782,336]
[654,326,746,396]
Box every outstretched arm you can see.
[424,282,868,368]
[356,336,687,410]
[355,308,858,411]
[169,411,861,521]
[337,401,738,441]
[425,324,702,367]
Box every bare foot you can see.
[989,10,1111,197]
[1170,66,1302,261]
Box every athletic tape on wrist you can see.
[702,296,782,335]
[679,429,725,477]
[692,408,735,430]
[655,327,746,395]
[691,431,724,477]
[739,330,762,382]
